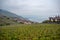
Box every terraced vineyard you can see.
[0,24,60,40]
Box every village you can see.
[49,16,60,22]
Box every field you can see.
[0,24,60,40]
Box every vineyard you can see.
[0,24,60,40]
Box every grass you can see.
[0,24,60,40]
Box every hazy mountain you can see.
[21,15,48,23]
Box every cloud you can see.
[0,0,60,15]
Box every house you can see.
[49,16,60,22]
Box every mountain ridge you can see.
[0,9,35,26]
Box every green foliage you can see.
[42,20,60,24]
[0,24,60,40]
[6,23,10,25]
[42,20,51,23]
[0,24,4,26]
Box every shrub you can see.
[6,23,10,25]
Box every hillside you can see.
[0,13,19,26]
[0,9,34,26]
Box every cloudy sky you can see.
[0,0,60,22]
